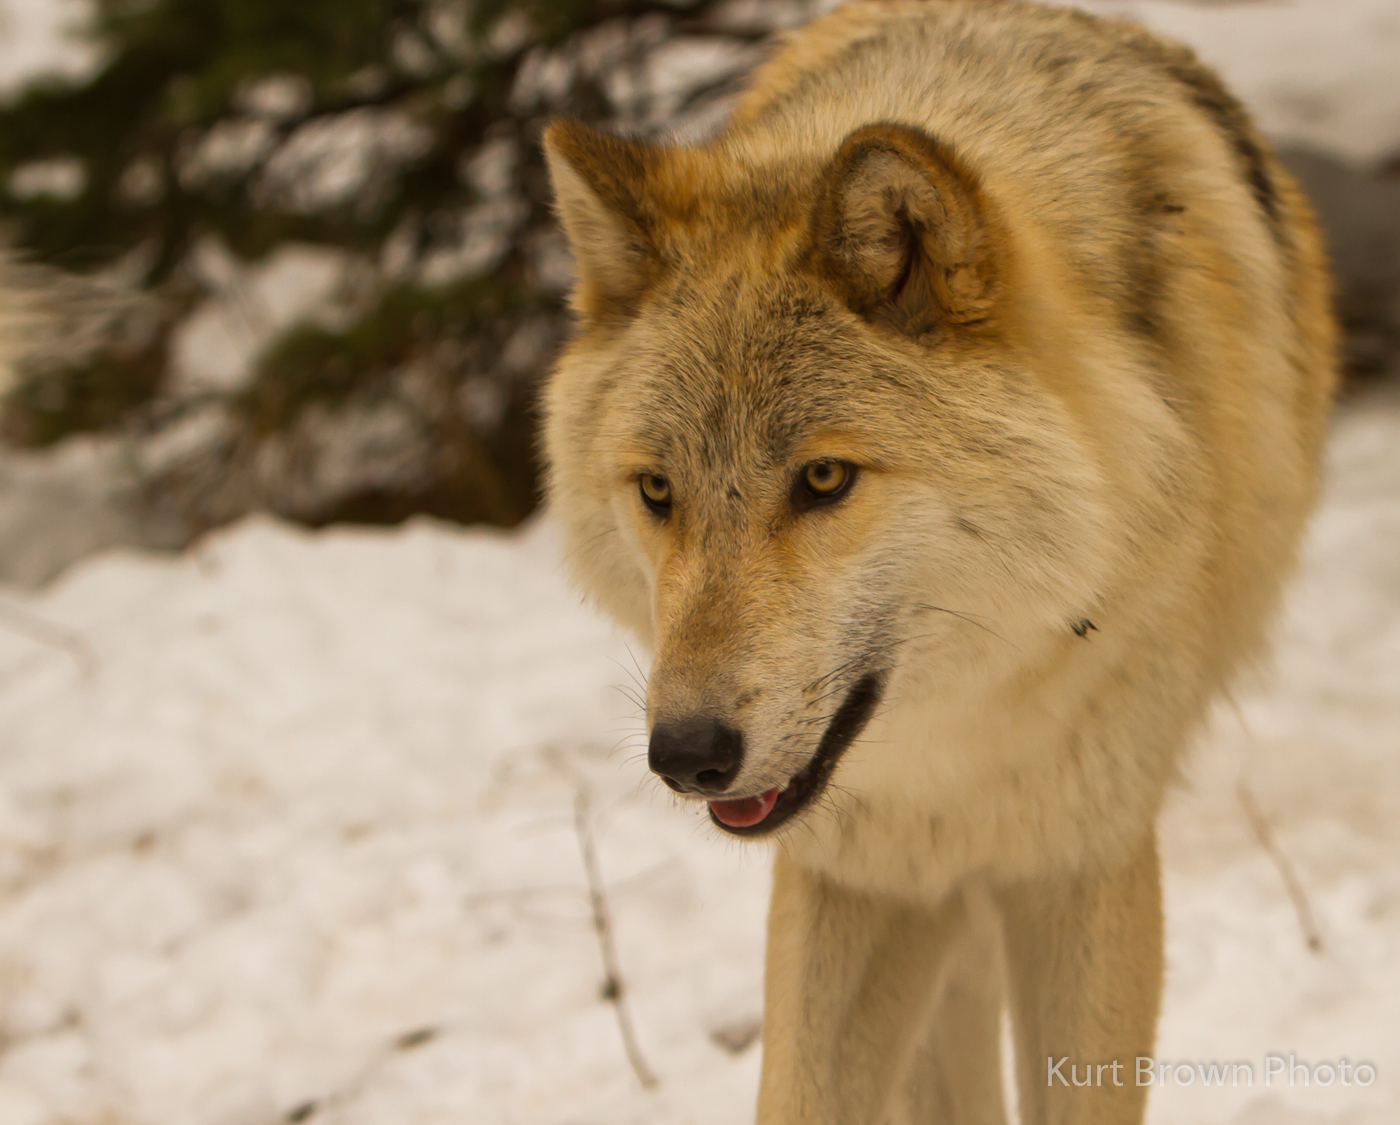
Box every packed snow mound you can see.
[0,514,771,1125]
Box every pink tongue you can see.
[709,787,780,828]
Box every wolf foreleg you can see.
[889,912,1006,1125]
[997,834,1163,1125]
[755,851,971,1125]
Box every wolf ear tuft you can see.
[542,120,658,319]
[810,125,1000,336]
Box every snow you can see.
[169,242,354,398]
[0,387,1397,1124]
[1068,0,1400,164]
[1149,388,1400,1124]
[0,516,771,1125]
[0,0,99,98]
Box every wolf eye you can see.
[639,473,672,514]
[797,460,855,507]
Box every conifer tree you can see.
[0,0,781,533]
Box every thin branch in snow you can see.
[278,1023,443,1122]
[1237,778,1324,954]
[1227,698,1324,955]
[393,1026,437,1050]
[573,786,659,1089]
[0,599,97,679]
[548,748,657,1090]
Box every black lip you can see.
[709,672,884,838]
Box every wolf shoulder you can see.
[735,0,1336,460]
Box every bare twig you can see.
[572,784,658,1089]
[1237,778,1324,954]
[1227,699,1323,955]
[0,600,97,679]
[276,1021,444,1123]
[546,748,657,1089]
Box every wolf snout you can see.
[648,717,744,794]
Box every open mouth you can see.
[707,672,884,837]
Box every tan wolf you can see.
[541,1,1336,1121]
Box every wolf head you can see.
[541,120,1118,836]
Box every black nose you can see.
[648,718,744,794]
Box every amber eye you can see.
[801,460,853,502]
[639,473,672,514]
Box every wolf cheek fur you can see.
[540,2,1336,1123]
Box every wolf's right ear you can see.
[809,125,1001,337]
[542,120,658,319]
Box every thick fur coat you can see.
[541,3,1336,1121]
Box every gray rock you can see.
[0,435,183,587]
[1278,148,1400,381]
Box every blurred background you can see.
[0,2,1396,1124]
[0,0,1395,585]
[0,0,813,585]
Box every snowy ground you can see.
[0,385,1396,1125]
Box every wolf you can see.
[541,2,1336,1122]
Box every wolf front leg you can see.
[998,834,1164,1125]
[888,910,1006,1125]
[755,851,970,1125]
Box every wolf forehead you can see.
[573,279,946,473]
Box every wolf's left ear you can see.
[809,125,1000,336]
[542,120,658,319]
